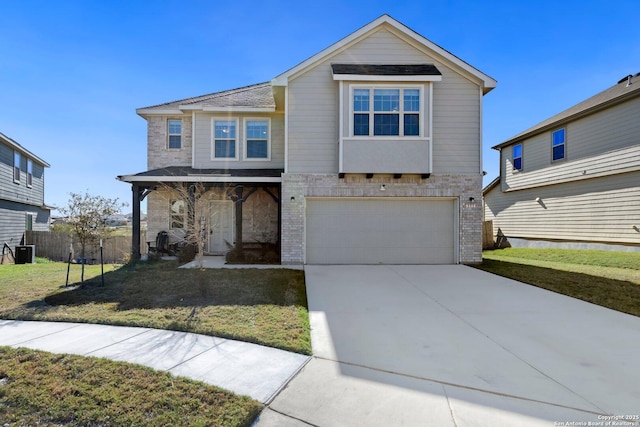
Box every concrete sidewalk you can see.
[0,320,309,404]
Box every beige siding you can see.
[192,112,284,169]
[504,96,640,191]
[287,28,482,174]
[486,171,640,245]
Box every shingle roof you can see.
[493,72,640,150]
[331,64,441,76]
[128,166,283,178]
[138,82,275,112]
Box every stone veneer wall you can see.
[146,187,278,249]
[281,173,483,264]
[147,115,193,169]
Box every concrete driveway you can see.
[256,265,640,426]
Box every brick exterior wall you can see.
[281,173,483,264]
[147,115,192,169]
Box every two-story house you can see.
[484,73,640,250]
[119,15,497,264]
[0,131,50,259]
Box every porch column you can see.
[234,187,243,253]
[131,184,142,260]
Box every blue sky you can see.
[2,1,638,214]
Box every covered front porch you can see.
[117,167,282,262]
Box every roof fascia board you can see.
[272,15,496,93]
[136,108,183,116]
[200,106,276,113]
[0,134,50,167]
[493,88,640,150]
[332,74,442,82]
[117,175,282,184]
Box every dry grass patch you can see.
[0,260,310,354]
[477,248,640,317]
[0,346,261,426]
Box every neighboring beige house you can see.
[484,73,640,251]
[119,15,496,264]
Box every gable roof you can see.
[0,131,50,167]
[272,14,496,94]
[493,72,640,150]
[137,82,275,115]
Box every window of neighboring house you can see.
[213,119,237,159]
[27,159,33,188]
[25,213,33,232]
[352,87,421,137]
[168,119,182,149]
[170,200,185,229]
[245,119,270,159]
[13,151,21,183]
[513,144,523,171]
[552,128,565,161]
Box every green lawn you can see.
[0,260,311,355]
[0,346,261,426]
[477,248,640,317]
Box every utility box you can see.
[15,245,35,264]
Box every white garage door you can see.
[306,198,457,264]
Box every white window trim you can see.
[512,143,523,171]
[348,84,426,139]
[551,128,566,162]
[167,118,182,150]
[211,117,240,161]
[170,199,186,230]
[243,117,271,161]
[26,159,33,188]
[13,151,20,184]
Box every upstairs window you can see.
[13,151,20,183]
[352,87,421,137]
[170,200,185,229]
[168,119,182,149]
[245,119,270,159]
[552,128,565,161]
[513,144,522,171]
[27,159,33,188]
[213,119,237,159]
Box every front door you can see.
[209,200,234,254]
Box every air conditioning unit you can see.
[15,245,35,264]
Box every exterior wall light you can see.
[379,184,386,191]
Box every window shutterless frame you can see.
[170,200,185,229]
[349,84,424,138]
[27,159,33,188]
[212,118,239,160]
[244,118,271,160]
[167,119,182,149]
[512,144,523,171]
[13,151,21,183]
[552,128,566,161]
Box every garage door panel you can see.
[306,198,456,264]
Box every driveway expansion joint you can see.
[312,355,606,417]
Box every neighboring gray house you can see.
[484,73,640,250]
[119,15,496,264]
[0,131,51,256]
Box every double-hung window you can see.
[245,119,270,159]
[512,144,523,171]
[552,128,565,161]
[213,119,237,159]
[168,119,182,149]
[13,151,21,183]
[170,200,185,229]
[27,159,33,188]
[353,87,421,137]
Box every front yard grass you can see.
[0,346,261,426]
[0,260,311,355]
[477,248,640,317]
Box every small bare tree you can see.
[160,182,231,269]
[58,191,126,282]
